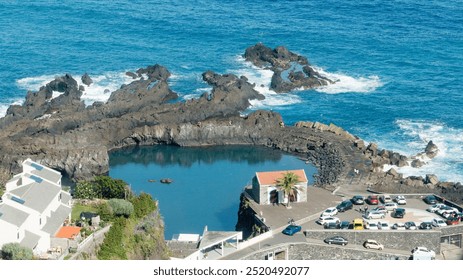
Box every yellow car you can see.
[353,218,364,230]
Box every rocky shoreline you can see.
[0,44,461,204]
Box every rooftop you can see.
[0,203,29,227]
[10,180,62,213]
[24,159,61,184]
[55,226,82,239]
[255,169,308,186]
[42,204,71,235]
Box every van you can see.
[353,218,364,230]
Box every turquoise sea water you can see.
[1,0,462,234]
[109,145,316,238]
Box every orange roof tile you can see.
[55,226,81,239]
[255,169,308,186]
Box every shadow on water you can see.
[109,144,283,168]
[109,144,316,239]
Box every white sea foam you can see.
[15,71,144,108]
[231,56,382,110]
[382,120,463,183]
[314,67,383,94]
[231,57,302,109]
[0,99,23,117]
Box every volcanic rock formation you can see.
[244,43,334,92]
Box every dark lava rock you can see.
[81,73,93,86]
[425,140,439,158]
[244,43,333,93]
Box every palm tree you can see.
[275,172,301,208]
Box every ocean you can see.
[1,2,462,186]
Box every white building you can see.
[0,159,71,255]
[251,169,308,205]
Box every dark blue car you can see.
[282,225,302,236]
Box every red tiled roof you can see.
[255,169,308,186]
[55,226,81,239]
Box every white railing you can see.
[238,230,273,250]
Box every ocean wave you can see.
[231,57,302,108]
[15,71,142,107]
[383,120,463,183]
[313,67,383,94]
[231,56,382,102]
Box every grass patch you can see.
[71,203,98,222]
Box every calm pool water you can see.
[109,145,317,239]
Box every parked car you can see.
[432,218,447,227]
[352,218,364,230]
[392,222,406,230]
[394,195,407,205]
[321,207,338,217]
[442,210,460,219]
[351,195,365,205]
[427,203,445,213]
[363,239,384,250]
[324,222,340,229]
[339,221,350,230]
[365,221,379,230]
[391,208,406,218]
[317,216,340,225]
[366,195,379,205]
[282,224,302,236]
[419,222,433,230]
[405,221,417,230]
[423,195,437,205]
[437,206,458,216]
[384,202,398,212]
[336,200,353,212]
[324,236,348,246]
[380,194,392,204]
[446,216,461,225]
[412,247,436,259]
[371,206,387,215]
[378,221,390,230]
[364,211,385,219]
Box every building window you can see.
[17,231,19,240]
[59,193,62,201]
[39,218,42,225]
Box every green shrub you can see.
[108,199,134,218]
[1,243,33,260]
[97,217,127,260]
[94,176,127,199]
[131,192,157,219]
[73,181,97,199]
[97,202,113,221]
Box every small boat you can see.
[160,178,173,184]
[147,179,156,183]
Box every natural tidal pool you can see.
[109,145,317,239]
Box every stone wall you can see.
[304,229,442,253]
[241,242,410,260]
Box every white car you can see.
[384,202,398,212]
[320,207,338,217]
[432,218,447,227]
[394,195,407,205]
[364,211,385,219]
[412,247,436,259]
[378,221,390,230]
[364,239,384,250]
[380,194,392,204]
[317,216,340,225]
[437,206,458,216]
[371,206,387,215]
[392,222,406,230]
[365,221,379,230]
[427,204,444,213]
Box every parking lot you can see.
[304,196,455,230]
